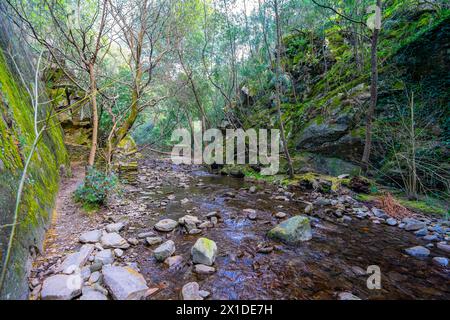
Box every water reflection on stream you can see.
[128,159,449,300]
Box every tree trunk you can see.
[274,0,294,179]
[114,65,142,147]
[88,63,99,167]
[361,0,381,171]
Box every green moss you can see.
[398,199,448,216]
[0,48,68,298]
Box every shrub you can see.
[74,168,118,208]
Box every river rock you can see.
[79,230,102,243]
[405,246,430,258]
[432,257,448,267]
[191,237,217,266]
[58,244,94,274]
[79,290,108,300]
[437,242,450,253]
[181,282,203,300]
[101,233,130,249]
[275,212,287,219]
[194,264,216,275]
[386,218,397,226]
[95,249,115,265]
[41,274,82,300]
[424,234,438,242]
[164,255,183,268]
[337,292,361,300]
[268,215,312,244]
[89,271,101,283]
[404,218,426,231]
[178,215,201,225]
[146,237,163,246]
[414,228,428,237]
[102,265,149,300]
[137,231,155,238]
[114,249,124,257]
[371,208,388,219]
[154,240,176,262]
[154,219,178,232]
[304,203,313,214]
[106,222,125,233]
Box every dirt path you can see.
[29,162,104,299]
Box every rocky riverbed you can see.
[28,154,450,300]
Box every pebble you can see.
[437,242,450,253]
[386,218,397,226]
[275,212,287,219]
[404,246,430,258]
[181,282,203,300]
[432,257,448,267]
[194,264,216,275]
[146,237,163,246]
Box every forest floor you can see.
[28,151,450,300]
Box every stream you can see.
[116,156,450,300]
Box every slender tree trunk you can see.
[88,62,99,167]
[409,92,417,199]
[274,0,294,179]
[361,0,381,171]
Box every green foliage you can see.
[74,168,118,208]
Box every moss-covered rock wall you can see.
[0,9,68,299]
[237,0,449,183]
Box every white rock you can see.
[79,230,102,243]
[79,290,107,300]
[106,222,125,233]
[102,265,149,300]
[101,233,130,249]
[58,244,94,274]
[338,292,361,300]
[94,249,115,265]
[41,274,82,300]
[154,219,178,232]
[181,282,203,300]
[114,249,124,257]
[146,237,163,246]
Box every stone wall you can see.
[0,5,69,299]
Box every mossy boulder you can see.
[191,237,217,266]
[268,215,312,244]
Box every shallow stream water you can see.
[125,158,450,300]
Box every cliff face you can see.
[0,8,68,299]
[238,0,449,185]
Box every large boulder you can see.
[191,238,217,266]
[102,266,149,300]
[41,274,82,300]
[268,215,312,244]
